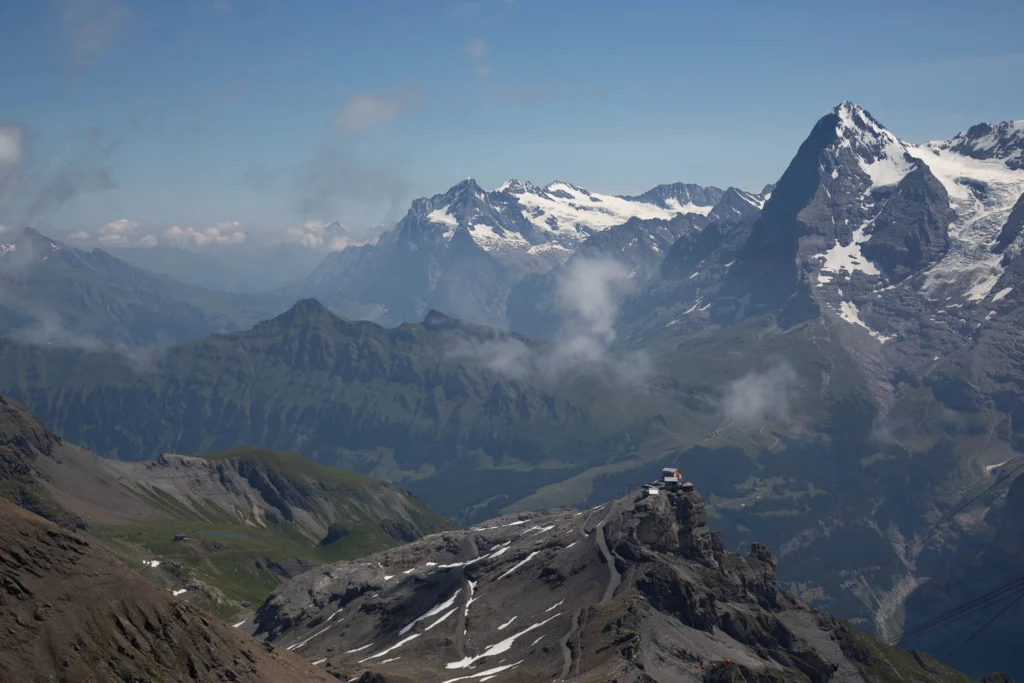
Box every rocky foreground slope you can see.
[0,393,449,611]
[0,498,335,683]
[253,485,989,683]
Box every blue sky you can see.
[1,0,1022,247]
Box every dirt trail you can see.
[596,520,621,604]
[558,609,583,681]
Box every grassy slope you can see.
[89,445,449,613]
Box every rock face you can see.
[860,164,953,280]
[0,499,334,683]
[252,485,978,683]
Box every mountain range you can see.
[2,100,1024,679]
[0,227,294,346]
[1,396,997,683]
[295,178,771,328]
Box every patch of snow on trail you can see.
[286,622,335,651]
[346,643,374,654]
[441,660,525,683]
[400,589,462,635]
[445,614,562,669]
[425,607,458,631]
[358,633,421,663]
[497,616,517,630]
[497,551,539,580]
[171,589,187,596]
[232,620,246,628]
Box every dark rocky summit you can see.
[253,484,985,682]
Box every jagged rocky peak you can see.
[496,178,541,195]
[250,480,974,682]
[942,119,1024,169]
[621,182,725,214]
[822,101,915,186]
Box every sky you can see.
[1,0,1022,249]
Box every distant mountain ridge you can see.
[0,227,293,346]
[297,177,768,327]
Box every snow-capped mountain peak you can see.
[937,120,1024,170]
[826,101,915,190]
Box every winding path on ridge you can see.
[595,519,621,605]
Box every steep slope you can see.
[252,484,985,683]
[0,394,449,611]
[300,178,727,326]
[0,227,292,345]
[0,499,333,683]
[900,467,1024,680]
[0,300,685,522]
[607,102,1024,671]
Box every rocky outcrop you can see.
[252,485,977,682]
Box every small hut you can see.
[681,481,696,493]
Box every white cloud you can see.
[212,0,231,12]
[449,256,650,387]
[285,220,361,250]
[164,221,246,247]
[333,84,421,135]
[462,39,492,77]
[67,230,90,241]
[0,125,25,167]
[0,124,26,205]
[722,363,800,428]
[97,218,157,247]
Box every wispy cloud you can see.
[67,230,90,242]
[450,256,651,387]
[292,142,410,223]
[0,124,26,206]
[211,0,231,13]
[56,0,131,70]
[97,218,158,247]
[463,39,492,77]
[333,84,422,135]
[164,221,246,247]
[722,362,799,428]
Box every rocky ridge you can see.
[252,483,983,683]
